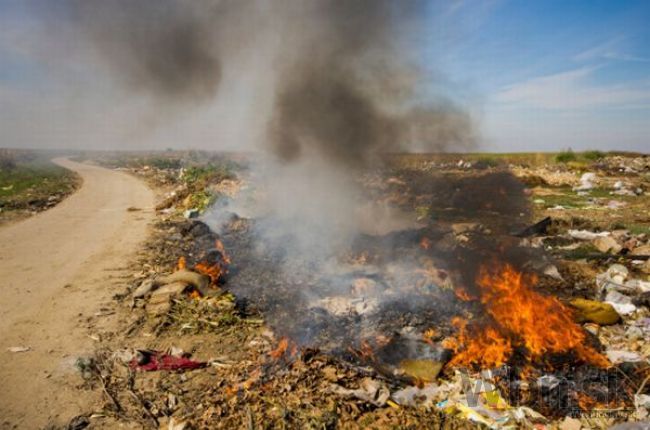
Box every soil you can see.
[0,158,154,428]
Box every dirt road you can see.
[0,158,154,428]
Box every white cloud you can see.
[573,37,649,63]
[494,66,650,110]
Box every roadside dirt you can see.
[0,158,154,428]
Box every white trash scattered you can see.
[606,350,643,364]
[568,229,610,241]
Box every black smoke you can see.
[64,0,227,103]
[270,0,475,166]
[46,0,474,157]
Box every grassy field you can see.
[0,150,80,223]
[392,149,646,169]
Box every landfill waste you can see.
[597,264,650,301]
[632,396,650,423]
[605,350,642,364]
[514,216,551,237]
[390,371,550,428]
[146,281,190,316]
[392,384,445,407]
[435,373,547,429]
[594,236,622,253]
[570,298,621,325]
[542,264,564,280]
[132,279,155,299]
[607,200,628,209]
[632,245,650,256]
[155,269,211,295]
[129,350,206,372]
[605,290,637,315]
[574,172,596,191]
[398,359,444,382]
[183,208,199,219]
[330,377,390,407]
[65,152,650,429]
[569,230,611,241]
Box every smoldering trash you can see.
[29,0,650,428]
[66,149,650,429]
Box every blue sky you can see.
[421,0,650,151]
[0,0,649,152]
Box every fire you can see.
[445,262,609,370]
[444,317,512,368]
[269,337,298,361]
[176,240,230,287]
[194,261,222,284]
[195,239,230,284]
[347,339,377,363]
[215,239,231,265]
[576,392,624,411]
[454,286,474,302]
[177,256,186,270]
[269,337,289,359]
[423,327,437,341]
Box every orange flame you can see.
[178,240,230,287]
[454,286,475,302]
[444,317,513,368]
[268,337,297,361]
[177,256,187,271]
[445,262,609,369]
[195,262,222,284]
[269,337,289,360]
[215,239,231,265]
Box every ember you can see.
[269,337,298,361]
[176,239,230,290]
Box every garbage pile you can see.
[70,152,649,430]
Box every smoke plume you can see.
[23,0,486,348]
[66,0,228,103]
[52,0,473,157]
[269,0,474,166]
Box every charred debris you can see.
[59,151,650,429]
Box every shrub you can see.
[473,157,501,169]
[148,157,182,170]
[183,164,232,185]
[583,150,606,161]
[555,149,577,163]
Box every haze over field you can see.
[0,0,649,152]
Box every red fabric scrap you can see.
[129,351,206,372]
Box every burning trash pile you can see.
[66,151,650,429]
[198,158,646,427]
[58,0,649,425]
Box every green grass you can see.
[617,223,650,235]
[533,186,640,209]
[535,188,588,209]
[391,151,627,169]
[182,164,233,185]
[0,160,78,209]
